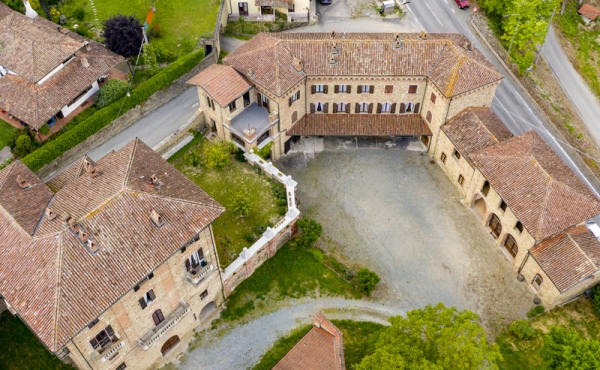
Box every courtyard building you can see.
[0,139,226,369]
[0,2,124,131]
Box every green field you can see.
[0,119,17,150]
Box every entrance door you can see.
[285,138,292,154]
[238,2,248,16]
[160,335,180,356]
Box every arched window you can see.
[488,214,502,238]
[532,274,543,290]
[381,102,392,113]
[404,102,415,113]
[337,102,346,113]
[152,309,165,326]
[291,111,298,123]
[426,110,432,123]
[504,234,518,258]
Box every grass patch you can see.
[0,119,17,150]
[220,242,362,322]
[170,139,281,266]
[497,298,600,370]
[253,320,385,370]
[0,311,75,370]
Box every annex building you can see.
[0,139,226,369]
[190,31,600,308]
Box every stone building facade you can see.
[0,139,227,369]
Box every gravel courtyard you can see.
[277,139,536,332]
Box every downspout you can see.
[517,251,530,275]
[72,340,94,370]
[209,226,227,303]
[228,0,233,15]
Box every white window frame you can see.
[338,84,347,93]
[337,102,346,112]
[361,85,370,94]
[359,102,369,113]
[315,85,324,93]
[143,290,155,305]
[404,102,415,113]
[382,102,391,113]
[315,102,324,112]
[290,91,300,103]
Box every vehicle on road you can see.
[455,0,469,9]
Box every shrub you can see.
[356,268,380,295]
[154,45,177,63]
[526,305,546,318]
[308,248,324,263]
[73,6,85,21]
[509,320,537,340]
[255,225,267,235]
[50,7,60,23]
[15,135,32,155]
[230,192,252,216]
[278,206,287,215]
[103,15,144,57]
[95,79,129,109]
[256,141,273,160]
[234,148,246,162]
[296,218,323,248]
[150,22,163,38]
[141,44,159,76]
[593,285,600,319]
[276,198,287,207]
[38,124,50,135]
[244,232,257,243]
[272,183,286,200]
[22,49,204,172]
[203,141,234,170]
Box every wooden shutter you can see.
[324,103,329,113]
[147,289,156,301]
[298,90,300,99]
[426,110,432,123]
[152,310,164,326]
[89,338,99,349]
[185,258,191,271]
[257,93,262,106]
[357,85,362,94]
[369,85,374,94]
[311,85,316,94]
[345,103,351,113]
[138,297,147,309]
[334,85,339,93]
[368,103,373,113]
[333,103,338,113]
[377,103,382,113]
[390,103,396,113]
[310,103,315,114]
[347,85,351,93]
[355,103,360,113]
[288,97,292,107]
[400,103,405,113]
[105,325,115,337]
[323,85,328,94]
[414,103,420,114]
[198,248,204,259]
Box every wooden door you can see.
[161,335,180,356]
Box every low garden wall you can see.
[222,152,301,296]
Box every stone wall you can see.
[38,52,219,180]
[0,299,7,315]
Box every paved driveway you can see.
[278,141,535,328]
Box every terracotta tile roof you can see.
[256,0,293,6]
[442,108,513,164]
[0,4,123,128]
[223,32,502,97]
[288,113,431,136]
[0,139,224,352]
[187,64,253,107]
[531,225,600,292]
[470,131,600,241]
[274,313,345,370]
[579,4,600,20]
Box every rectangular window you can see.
[229,100,237,113]
[288,3,294,11]
[500,200,508,212]
[430,92,437,104]
[360,85,373,94]
[185,248,205,273]
[315,84,324,93]
[200,290,209,300]
[89,325,116,352]
[515,221,523,233]
[289,90,300,106]
[532,274,543,290]
[138,289,156,309]
[152,309,165,326]
[489,215,502,238]
[232,133,245,147]
[385,85,394,93]
[453,149,461,160]
[67,85,93,107]
[440,152,447,164]
[88,318,99,329]
[337,84,347,93]
[458,175,465,187]
[337,102,346,113]
[481,181,490,197]
[408,85,418,94]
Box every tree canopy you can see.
[541,327,600,370]
[355,303,502,370]
[103,15,144,58]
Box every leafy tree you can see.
[95,79,128,108]
[142,44,159,76]
[184,147,202,167]
[203,141,234,170]
[296,218,322,248]
[103,15,144,58]
[356,268,380,295]
[592,285,600,319]
[541,327,600,370]
[355,303,502,370]
[49,5,59,22]
[2,0,25,13]
[72,6,85,21]
[509,319,537,340]
[14,135,32,157]
[230,192,252,216]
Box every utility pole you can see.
[534,4,557,66]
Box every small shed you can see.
[382,0,395,14]
[578,4,600,26]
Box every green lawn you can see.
[219,242,361,322]
[497,298,600,370]
[0,119,17,150]
[253,320,385,370]
[0,311,75,370]
[170,137,282,267]
[58,0,219,57]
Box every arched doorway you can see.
[471,195,487,220]
[161,335,180,357]
[200,301,217,321]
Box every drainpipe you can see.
[72,340,94,370]
[208,226,227,304]
[517,251,530,275]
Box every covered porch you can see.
[227,102,278,151]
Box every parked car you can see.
[455,0,469,9]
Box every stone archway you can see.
[471,195,487,220]
[160,335,180,357]
[200,301,217,321]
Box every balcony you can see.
[100,340,125,362]
[138,302,191,350]
[186,262,214,285]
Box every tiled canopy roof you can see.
[531,225,600,292]
[255,0,293,7]
[0,3,123,128]
[187,64,253,107]
[470,131,600,241]
[223,32,502,97]
[579,4,600,20]
[0,139,224,352]
[288,113,431,136]
[442,108,513,164]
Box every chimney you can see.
[243,127,256,141]
[150,174,161,186]
[68,218,80,233]
[45,208,57,221]
[83,157,98,178]
[87,240,99,253]
[81,56,90,68]
[420,30,428,40]
[16,175,30,189]
[463,41,473,51]
[150,209,165,227]
[292,57,303,72]
[393,33,402,49]
[83,41,91,52]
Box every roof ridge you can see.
[426,42,448,77]
[53,234,65,352]
[536,179,555,240]
[472,110,501,142]
[444,55,466,97]
[0,161,17,190]
[126,189,226,211]
[123,138,139,191]
[568,232,598,270]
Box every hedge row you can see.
[22,49,205,172]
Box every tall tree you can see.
[103,15,144,58]
[541,327,600,370]
[355,303,502,370]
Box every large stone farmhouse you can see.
[190,31,600,308]
[0,2,123,130]
[0,139,226,369]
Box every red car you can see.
[455,0,469,9]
